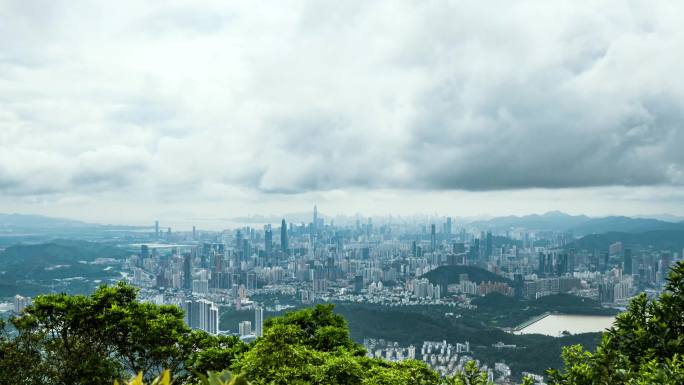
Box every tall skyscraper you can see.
[155,220,159,238]
[140,244,149,260]
[624,249,633,275]
[183,253,192,290]
[446,217,453,235]
[13,295,31,313]
[255,306,264,337]
[281,219,288,252]
[192,225,197,240]
[239,320,252,336]
[313,205,318,231]
[485,231,493,259]
[264,225,273,255]
[235,230,242,250]
[183,298,219,335]
[430,224,436,252]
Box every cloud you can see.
[1,0,684,205]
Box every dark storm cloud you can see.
[403,81,683,191]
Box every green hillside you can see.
[0,240,130,296]
[422,265,513,288]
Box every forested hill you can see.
[0,240,130,296]
[422,265,512,287]
[567,230,684,252]
[0,239,129,266]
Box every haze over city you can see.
[3,1,684,228]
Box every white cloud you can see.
[1,0,684,222]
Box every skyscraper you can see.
[183,253,192,290]
[255,306,264,337]
[485,231,493,259]
[313,205,318,231]
[183,298,219,335]
[446,217,453,235]
[311,205,318,251]
[624,249,633,275]
[281,219,288,252]
[239,321,252,336]
[13,295,31,314]
[140,244,149,260]
[430,224,437,252]
[264,225,273,255]
[155,220,159,238]
[192,225,196,240]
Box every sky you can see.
[2,1,684,229]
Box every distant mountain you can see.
[467,211,591,232]
[467,211,684,236]
[0,213,141,234]
[568,230,684,252]
[0,213,92,230]
[635,214,684,223]
[571,216,684,235]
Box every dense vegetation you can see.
[0,240,129,296]
[568,230,684,253]
[548,260,684,384]
[422,265,513,287]
[224,293,610,377]
[2,261,683,384]
[0,283,464,385]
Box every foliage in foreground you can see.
[2,261,683,385]
[0,282,247,385]
[548,260,684,384]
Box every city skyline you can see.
[2,2,684,224]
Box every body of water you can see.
[514,314,615,336]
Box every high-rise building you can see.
[446,217,453,235]
[430,224,436,252]
[192,279,209,294]
[624,249,633,275]
[264,225,273,255]
[182,298,219,335]
[313,205,318,233]
[255,306,264,337]
[354,275,364,293]
[470,239,480,262]
[281,219,288,252]
[13,295,31,313]
[485,232,493,259]
[183,253,193,290]
[155,220,159,238]
[239,320,252,336]
[192,225,197,240]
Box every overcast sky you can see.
[2,1,684,228]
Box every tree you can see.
[445,360,491,385]
[548,261,684,384]
[1,282,201,384]
[232,304,440,385]
[184,332,248,379]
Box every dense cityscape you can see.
[6,207,680,383]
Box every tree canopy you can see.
[548,260,684,384]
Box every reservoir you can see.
[514,314,616,337]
